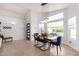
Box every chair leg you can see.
[56,46,58,56]
[35,40,37,44]
[47,43,51,49]
[34,40,36,45]
[59,45,61,51]
[2,40,3,43]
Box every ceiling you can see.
[0,3,70,15]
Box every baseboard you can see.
[68,44,79,52]
[62,41,79,52]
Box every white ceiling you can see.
[0,3,70,15]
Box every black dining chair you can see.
[34,33,50,50]
[34,33,46,48]
[34,33,39,45]
[39,38,51,51]
[50,36,62,55]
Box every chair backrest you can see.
[34,33,39,36]
[34,33,39,39]
[57,36,62,45]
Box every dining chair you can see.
[34,33,39,45]
[50,36,62,55]
[34,33,50,50]
[39,38,51,51]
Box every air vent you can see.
[41,3,47,6]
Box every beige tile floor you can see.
[0,39,79,56]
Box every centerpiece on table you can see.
[41,32,48,39]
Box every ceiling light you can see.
[41,3,48,6]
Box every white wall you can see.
[0,9,26,40]
[42,8,69,44]
[42,5,79,52]
[30,11,39,35]
[24,10,42,40]
[67,4,79,51]
[30,11,42,39]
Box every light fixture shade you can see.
[41,3,48,6]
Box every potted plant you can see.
[41,32,48,39]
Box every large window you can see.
[47,20,63,36]
[40,12,64,37]
[41,12,64,23]
[68,16,76,40]
[46,12,64,37]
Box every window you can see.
[41,12,64,23]
[48,12,64,21]
[47,20,63,36]
[70,29,76,39]
[47,21,63,27]
[68,16,76,40]
[40,12,64,37]
[46,12,64,37]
